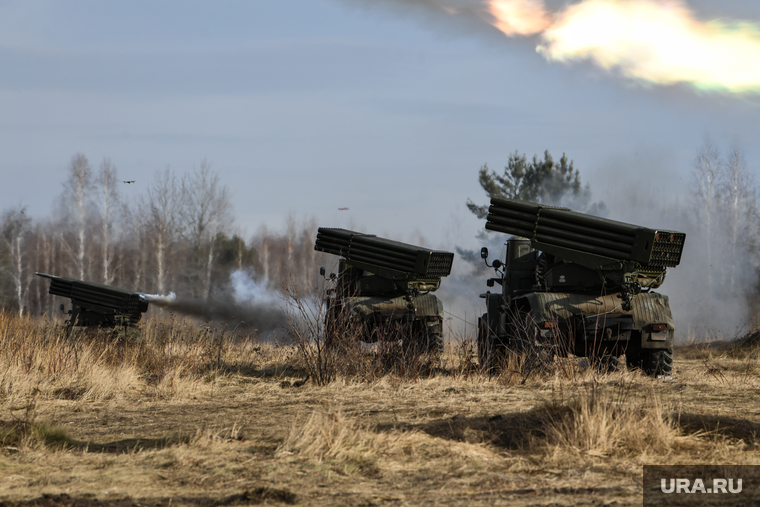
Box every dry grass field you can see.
[1,311,760,506]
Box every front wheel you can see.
[597,355,621,374]
[423,321,444,355]
[641,349,673,377]
[477,314,488,369]
[477,314,505,373]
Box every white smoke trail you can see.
[229,269,282,307]
[140,272,286,336]
[141,291,177,308]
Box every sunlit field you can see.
[1,311,759,506]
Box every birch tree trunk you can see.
[97,158,120,285]
[2,207,31,316]
[142,167,185,295]
[63,153,93,281]
[692,138,721,291]
[183,160,232,299]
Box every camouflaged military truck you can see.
[315,228,454,353]
[477,198,685,376]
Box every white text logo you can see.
[660,478,742,494]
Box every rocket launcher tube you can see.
[314,228,454,279]
[485,198,685,270]
[36,272,150,325]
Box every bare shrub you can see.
[285,278,444,384]
[483,304,635,386]
[446,336,478,380]
[284,282,339,385]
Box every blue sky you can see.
[1,0,759,252]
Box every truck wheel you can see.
[401,321,442,356]
[477,314,504,373]
[625,350,640,371]
[477,314,488,368]
[510,321,554,376]
[641,349,673,377]
[624,338,642,371]
[597,355,621,374]
[425,322,444,355]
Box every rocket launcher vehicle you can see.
[36,273,150,327]
[484,198,686,310]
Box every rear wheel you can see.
[509,319,554,376]
[400,319,443,357]
[477,314,505,373]
[625,351,641,371]
[597,355,621,374]
[423,321,444,355]
[641,349,673,377]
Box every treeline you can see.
[0,154,323,317]
[4,142,760,335]
[683,139,760,332]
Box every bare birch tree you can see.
[121,202,148,291]
[33,221,55,315]
[142,167,185,295]
[691,137,722,290]
[61,153,93,280]
[719,147,757,287]
[183,160,232,299]
[253,224,271,286]
[97,158,120,285]
[2,207,32,316]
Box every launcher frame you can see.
[314,228,454,295]
[36,273,149,327]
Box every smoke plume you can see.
[361,0,760,94]
[141,292,177,307]
[145,270,287,337]
[531,0,760,93]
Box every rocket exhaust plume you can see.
[141,292,177,308]
[387,0,760,93]
[141,271,286,336]
[488,0,551,36]
[163,297,285,336]
[484,0,760,93]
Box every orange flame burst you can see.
[487,0,760,93]
[489,0,552,36]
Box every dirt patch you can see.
[0,489,296,507]
[2,326,760,506]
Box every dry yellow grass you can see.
[1,311,759,506]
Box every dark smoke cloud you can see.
[163,296,286,336]
[144,269,289,339]
[335,0,508,42]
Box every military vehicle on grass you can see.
[36,273,150,328]
[477,198,685,376]
[315,228,454,353]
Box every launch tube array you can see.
[485,197,685,270]
[314,228,454,278]
[36,272,149,317]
